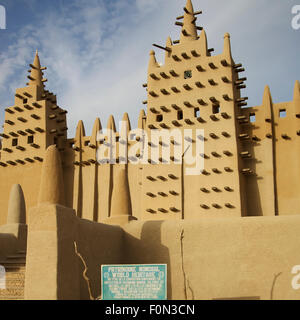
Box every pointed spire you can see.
[110,166,131,218]
[185,0,194,12]
[107,115,116,132]
[261,85,274,126]
[38,145,65,206]
[7,184,26,224]
[223,33,232,60]
[119,113,131,161]
[28,50,45,91]
[148,50,160,71]
[91,118,102,144]
[165,36,172,63]
[293,80,300,115]
[261,85,274,137]
[166,36,172,47]
[262,85,273,108]
[75,120,85,148]
[121,112,131,135]
[198,29,208,56]
[293,80,300,102]
[180,0,197,43]
[76,120,86,136]
[138,109,146,129]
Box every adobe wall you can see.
[1,91,299,226]
[0,163,43,226]
[1,0,299,228]
[0,131,144,226]
[69,133,143,222]
[143,32,248,219]
[0,224,27,260]
[242,88,300,217]
[76,213,124,299]
[272,101,300,215]
[25,203,124,300]
[242,102,277,217]
[25,203,300,300]
[123,216,300,300]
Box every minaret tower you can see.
[0,51,68,166]
[141,0,248,219]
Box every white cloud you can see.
[0,0,299,137]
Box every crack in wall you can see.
[270,272,282,300]
[180,228,194,300]
[180,229,187,300]
[74,241,102,300]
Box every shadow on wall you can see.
[243,131,264,216]
[56,211,124,300]
[56,217,172,299]
[62,152,75,210]
[0,184,28,260]
[0,233,19,260]
[122,221,172,299]
[245,156,263,216]
[245,136,277,217]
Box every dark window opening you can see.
[116,136,119,142]
[184,70,192,79]
[212,104,220,114]
[23,99,28,104]
[177,110,183,120]
[12,138,18,146]
[84,140,90,146]
[249,113,256,123]
[279,109,286,118]
[156,114,163,122]
[194,108,200,118]
[27,135,34,144]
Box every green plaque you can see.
[101,264,167,300]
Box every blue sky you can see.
[0,0,299,137]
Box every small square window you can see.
[177,110,183,120]
[249,113,256,123]
[212,104,220,114]
[194,108,200,118]
[12,138,18,146]
[184,70,192,79]
[279,109,286,118]
[27,135,34,144]
[23,99,28,104]
[156,114,163,122]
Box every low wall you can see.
[75,217,124,299]
[24,205,300,300]
[25,204,123,300]
[123,216,300,300]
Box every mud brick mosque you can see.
[0,0,300,300]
